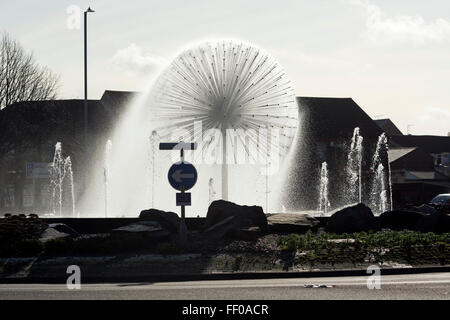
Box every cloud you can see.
[419,106,450,123]
[110,43,167,75]
[351,0,450,45]
[414,106,450,135]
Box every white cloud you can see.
[414,107,450,135]
[419,106,450,123]
[110,43,167,75]
[351,0,450,45]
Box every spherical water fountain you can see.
[150,40,299,202]
[81,39,299,216]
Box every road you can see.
[0,273,449,300]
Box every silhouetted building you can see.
[1,91,448,214]
[389,146,449,205]
[284,97,386,210]
[374,118,403,136]
[0,90,137,214]
[386,135,450,206]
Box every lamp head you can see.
[86,7,95,13]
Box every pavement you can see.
[0,272,449,300]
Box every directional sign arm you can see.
[159,142,197,150]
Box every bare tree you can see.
[0,33,59,109]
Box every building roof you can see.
[374,118,403,136]
[100,90,138,115]
[390,135,450,154]
[297,97,384,140]
[405,170,448,181]
[0,99,108,133]
[388,146,436,171]
[0,90,140,135]
[388,147,417,163]
[0,93,134,162]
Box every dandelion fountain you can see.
[151,40,299,205]
[80,39,300,216]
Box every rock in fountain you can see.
[346,127,363,204]
[318,161,330,216]
[50,142,76,217]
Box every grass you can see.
[43,233,158,256]
[277,230,450,266]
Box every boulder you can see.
[205,200,267,231]
[231,226,263,241]
[327,203,376,233]
[379,210,424,231]
[203,216,236,240]
[48,223,80,237]
[39,228,70,242]
[112,221,171,239]
[139,209,180,233]
[267,213,319,233]
[416,212,450,233]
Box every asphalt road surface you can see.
[0,273,449,300]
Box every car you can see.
[430,194,450,206]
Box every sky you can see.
[2,0,450,136]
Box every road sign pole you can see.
[159,142,198,246]
[179,147,185,244]
[179,188,187,245]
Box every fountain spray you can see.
[346,127,364,204]
[319,161,330,215]
[104,139,113,217]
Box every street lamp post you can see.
[83,7,94,196]
[84,7,94,160]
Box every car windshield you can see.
[431,195,450,205]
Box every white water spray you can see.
[81,39,299,217]
[104,140,113,217]
[346,127,363,204]
[370,133,392,214]
[318,161,330,215]
[50,142,76,216]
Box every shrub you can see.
[44,238,74,256]
[233,254,243,271]
[156,242,182,255]
[277,230,450,265]
[277,234,300,251]
[18,239,44,256]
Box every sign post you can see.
[159,142,198,245]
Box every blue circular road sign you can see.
[168,161,198,191]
